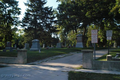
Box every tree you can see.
[22,0,57,39]
[56,0,92,47]
[57,0,120,47]
[0,0,20,47]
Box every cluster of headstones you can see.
[3,42,16,52]
[3,34,84,52]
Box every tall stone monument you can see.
[30,39,40,51]
[76,34,83,48]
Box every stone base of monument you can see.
[76,42,83,48]
[30,39,40,51]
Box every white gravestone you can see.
[30,39,40,51]
[43,44,45,48]
[76,34,83,48]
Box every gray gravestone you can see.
[56,43,61,48]
[43,44,45,48]
[30,39,40,51]
[14,44,17,48]
[3,42,13,52]
[24,43,29,50]
[76,34,83,48]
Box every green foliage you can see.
[0,48,82,63]
[22,0,57,39]
[68,71,120,80]
[86,25,99,47]
[22,0,58,46]
[56,0,120,47]
[67,29,83,46]
[0,0,20,48]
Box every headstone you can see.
[24,43,29,50]
[68,44,72,48]
[30,39,40,51]
[13,44,17,50]
[3,41,13,52]
[43,44,45,48]
[14,44,17,48]
[56,43,61,48]
[113,42,117,48]
[76,34,83,48]
[6,42,11,47]
[39,49,41,53]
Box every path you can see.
[95,49,108,59]
[0,49,114,80]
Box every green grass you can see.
[97,48,120,61]
[0,50,17,57]
[27,48,81,63]
[0,47,111,63]
[68,71,120,80]
[0,48,81,63]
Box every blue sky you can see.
[17,0,60,20]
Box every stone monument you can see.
[56,43,61,48]
[24,43,29,50]
[43,44,45,48]
[30,39,40,51]
[76,34,83,48]
[3,41,13,52]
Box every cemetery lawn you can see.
[27,48,81,63]
[0,48,81,63]
[68,71,120,80]
[0,50,17,57]
[97,48,120,61]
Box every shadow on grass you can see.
[27,48,82,63]
[68,71,120,80]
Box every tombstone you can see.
[7,42,11,47]
[14,44,17,48]
[12,44,17,50]
[47,46,50,49]
[30,39,40,51]
[76,34,83,48]
[24,43,29,50]
[56,43,61,48]
[3,42,13,52]
[51,45,54,48]
[43,44,45,48]
[69,44,72,47]
[113,42,117,48]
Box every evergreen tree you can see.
[22,0,57,40]
[0,0,20,47]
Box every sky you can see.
[17,0,60,20]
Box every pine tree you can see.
[22,0,57,39]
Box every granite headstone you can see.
[30,39,40,51]
[76,34,83,48]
